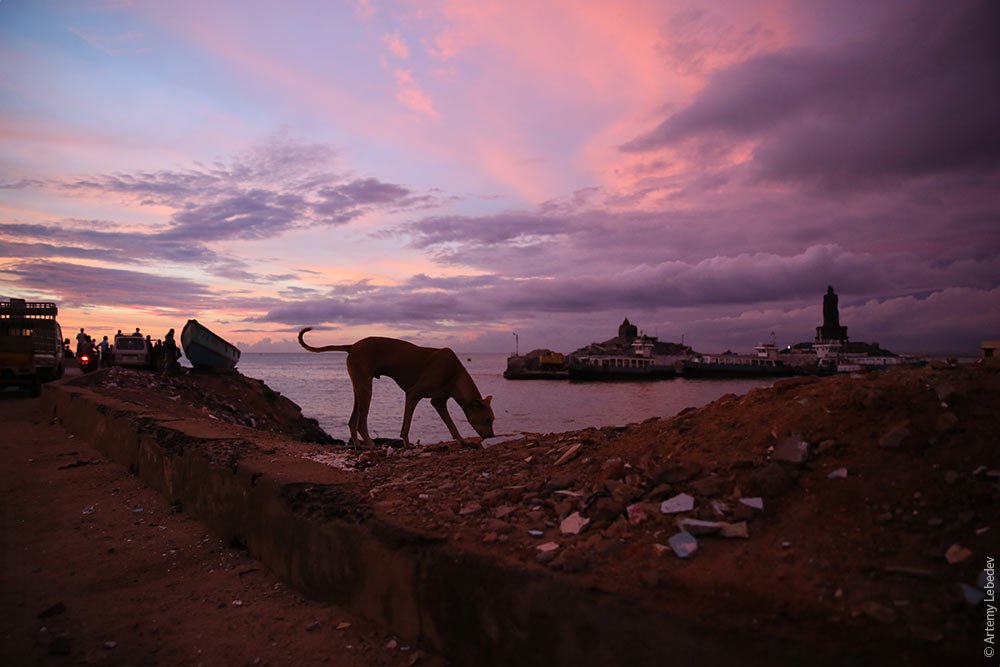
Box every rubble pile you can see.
[307,363,999,649]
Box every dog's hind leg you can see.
[431,397,466,445]
[347,361,376,448]
[347,394,360,448]
[354,378,376,448]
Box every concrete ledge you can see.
[40,381,865,666]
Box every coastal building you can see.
[983,341,1000,359]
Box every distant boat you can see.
[181,319,240,369]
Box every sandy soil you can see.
[0,376,439,666]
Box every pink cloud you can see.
[383,31,409,59]
[393,69,438,117]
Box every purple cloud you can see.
[623,1,1000,188]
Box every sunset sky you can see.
[2,0,998,355]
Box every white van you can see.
[112,335,151,368]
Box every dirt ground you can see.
[3,360,998,664]
[0,374,440,666]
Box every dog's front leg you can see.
[431,397,466,445]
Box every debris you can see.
[660,493,695,514]
[677,518,725,536]
[944,544,973,565]
[559,512,590,535]
[305,622,321,632]
[336,622,352,630]
[536,541,560,553]
[772,437,810,464]
[719,521,749,539]
[626,503,650,526]
[739,497,764,510]
[458,502,482,516]
[827,467,848,479]
[554,443,583,465]
[481,433,525,448]
[103,641,118,650]
[667,531,698,558]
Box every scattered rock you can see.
[827,467,848,479]
[739,497,764,510]
[719,521,749,539]
[677,518,725,536]
[668,531,698,559]
[554,443,583,465]
[626,503,652,526]
[458,502,482,516]
[944,544,973,565]
[559,512,590,535]
[660,493,695,515]
[481,433,525,448]
[772,437,810,464]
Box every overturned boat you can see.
[181,319,240,369]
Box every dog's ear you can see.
[484,395,492,405]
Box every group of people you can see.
[70,327,182,372]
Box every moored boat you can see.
[180,319,240,369]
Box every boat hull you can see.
[181,320,240,369]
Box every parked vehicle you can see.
[0,299,64,395]
[77,340,100,373]
[112,334,151,369]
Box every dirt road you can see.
[0,389,435,666]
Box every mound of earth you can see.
[74,366,335,444]
[303,362,998,661]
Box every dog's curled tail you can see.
[298,327,353,353]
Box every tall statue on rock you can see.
[816,285,848,343]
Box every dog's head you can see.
[464,395,495,439]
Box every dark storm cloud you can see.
[622,1,1000,188]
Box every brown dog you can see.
[298,327,495,448]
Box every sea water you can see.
[236,352,774,445]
